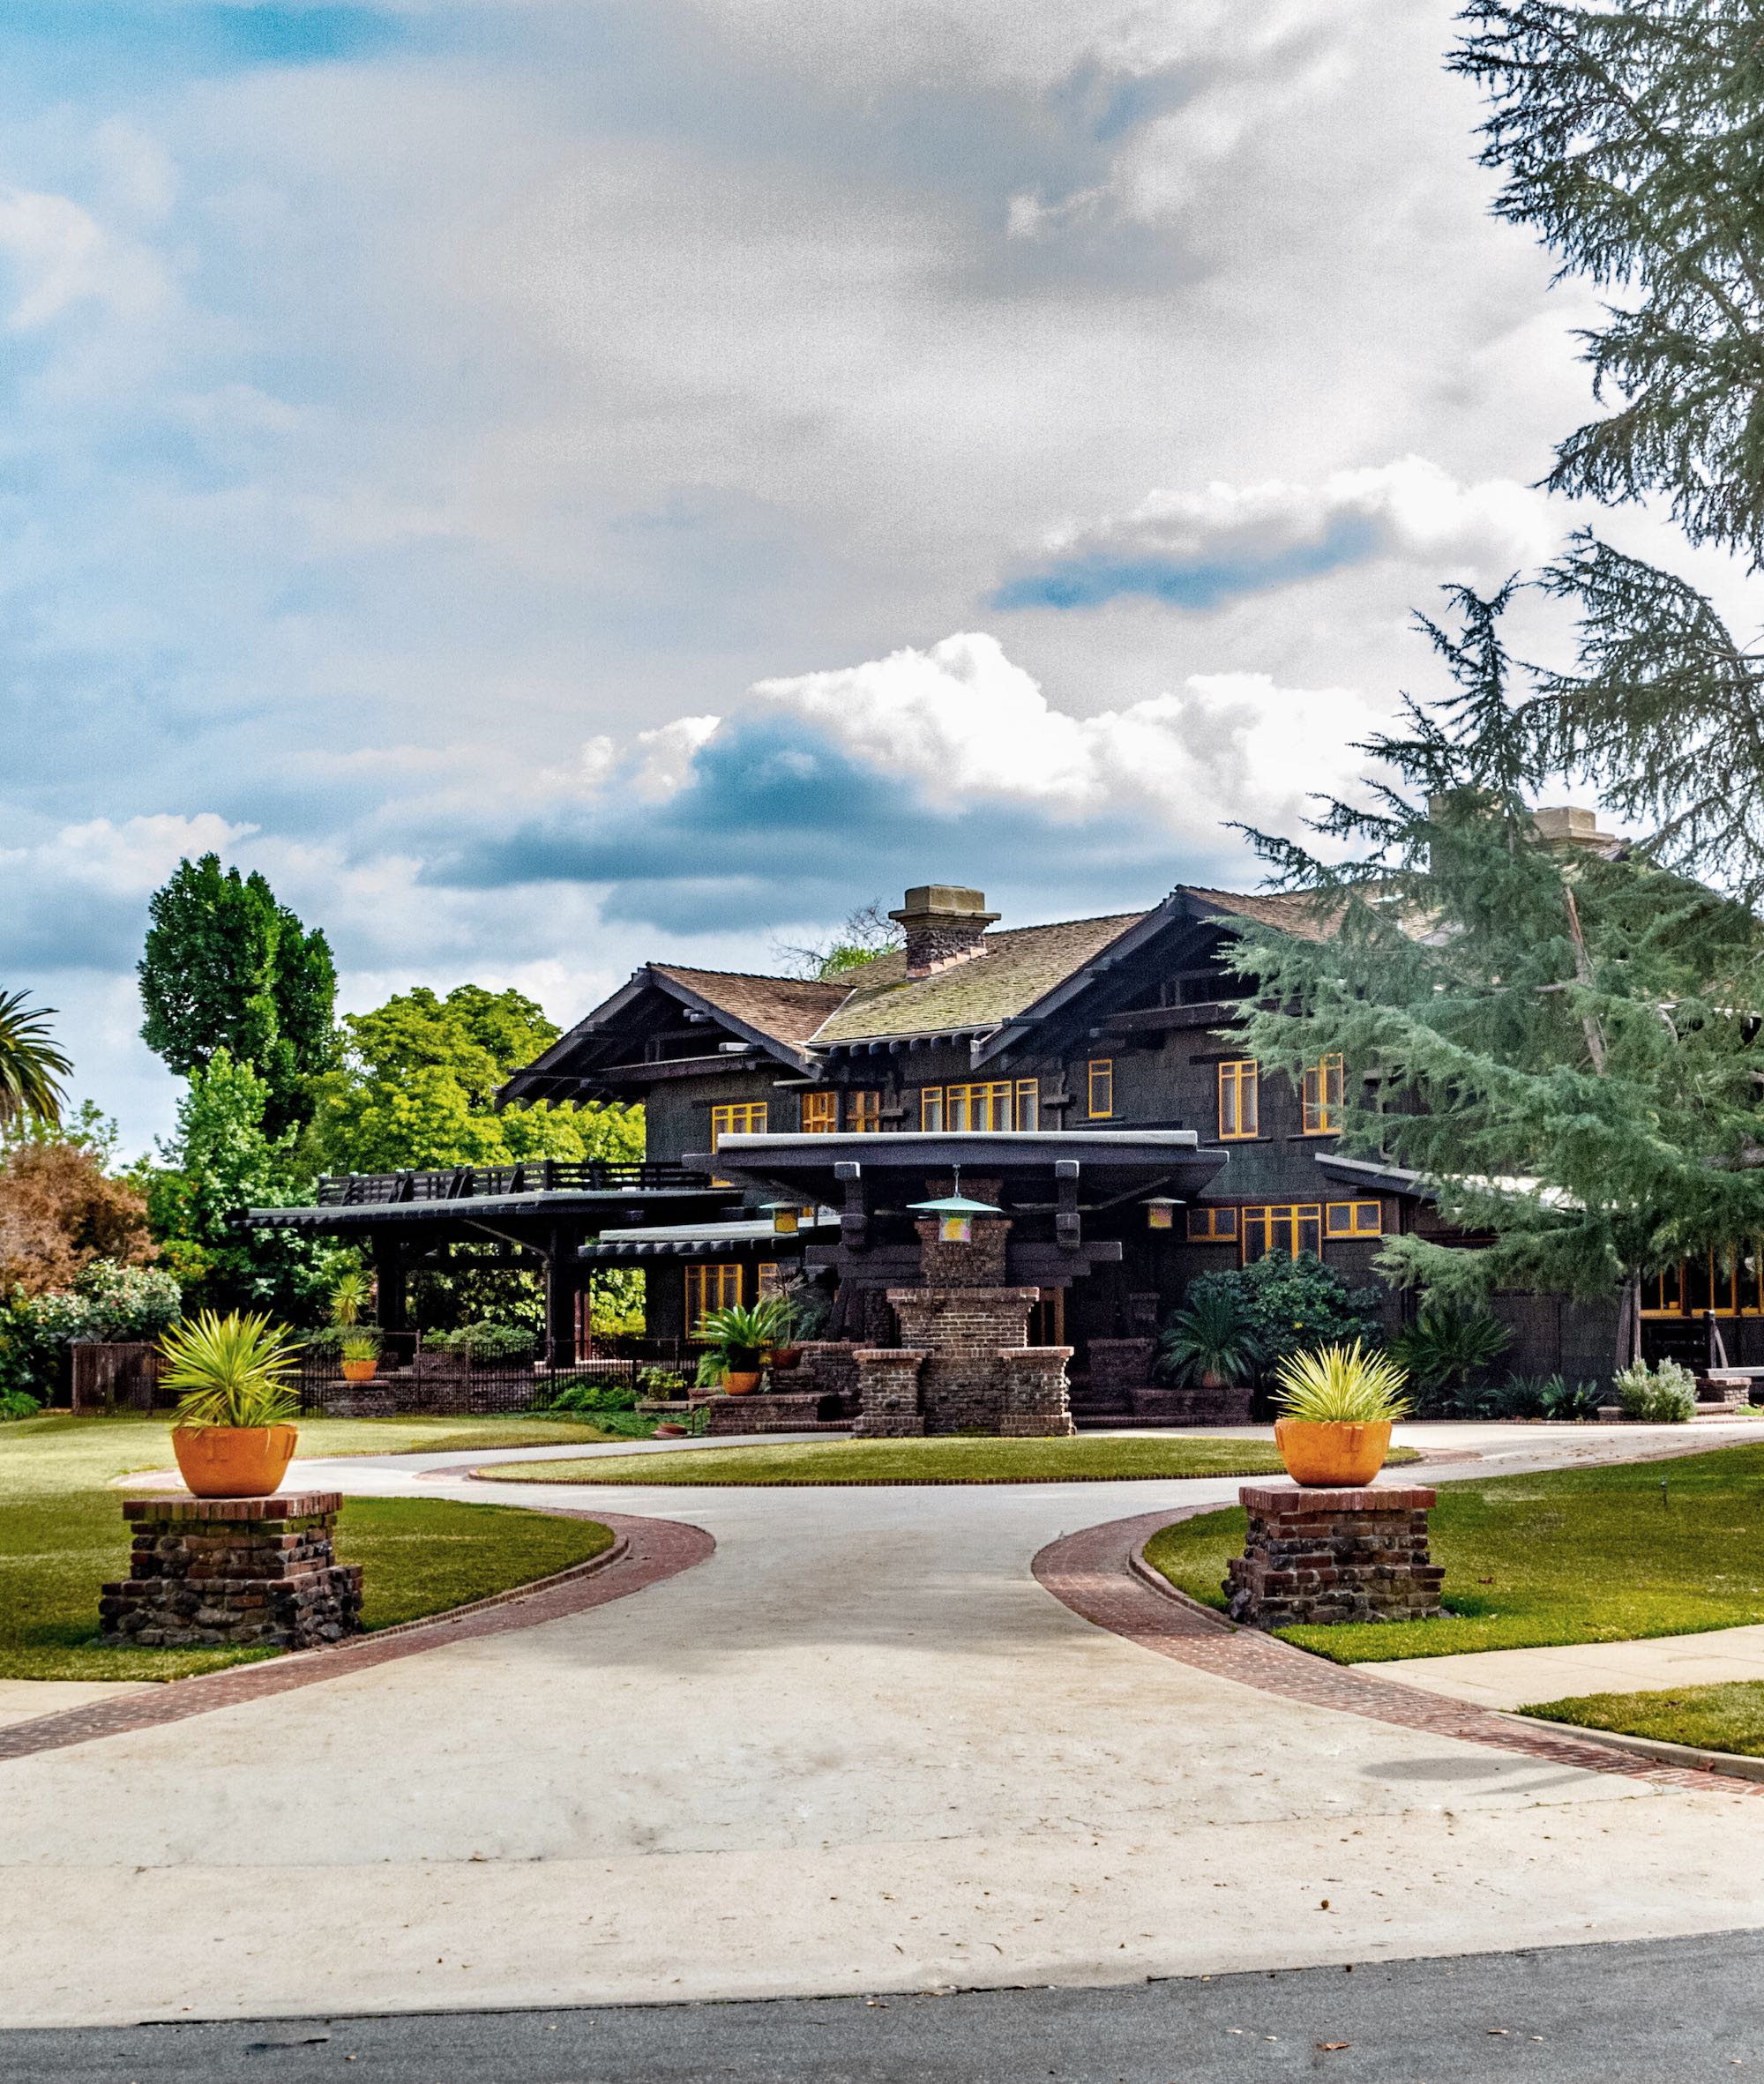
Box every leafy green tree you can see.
[1228,587,1764,1363]
[138,855,337,1135]
[146,1049,338,1318]
[0,990,71,1131]
[774,900,903,981]
[1453,4,1764,897]
[314,984,641,1175]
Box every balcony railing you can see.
[313,1160,710,1206]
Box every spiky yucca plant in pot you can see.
[1271,1341,1410,1488]
[159,1310,304,1498]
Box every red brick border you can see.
[0,1509,712,1765]
[1033,1508,1764,1799]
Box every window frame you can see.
[1302,1052,1346,1135]
[1324,1199,1383,1238]
[921,1081,1037,1132]
[801,1091,838,1134]
[709,1101,767,1184]
[1217,1058,1259,1141]
[848,1088,883,1133]
[1186,1205,1240,1244]
[684,1262,744,1338]
[1240,1202,1322,1264]
[1087,1058,1114,1119]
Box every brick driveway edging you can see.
[0,1509,713,1765]
[1032,1506,1764,1800]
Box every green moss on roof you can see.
[811,913,1148,1043]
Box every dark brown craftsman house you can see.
[498,874,1648,1415]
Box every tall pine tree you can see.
[1228,587,1764,1363]
[1454,2,1764,893]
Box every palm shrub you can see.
[329,1267,370,1327]
[339,1331,380,1365]
[1388,1304,1512,1416]
[1613,1357,1696,1424]
[1273,1341,1411,1425]
[158,1309,303,1428]
[1158,1286,1262,1387]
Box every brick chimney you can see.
[889,885,999,981]
[1531,804,1619,853]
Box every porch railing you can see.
[313,1160,708,1206]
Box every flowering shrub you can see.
[1613,1357,1697,1423]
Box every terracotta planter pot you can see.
[767,1346,803,1372]
[723,1371,764,1396]
[1274,1417,1392,1488]
[654,1421,688,1438]
[340,1358,377,1383]
[171,1423,299,1499]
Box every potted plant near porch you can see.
[340,1331,380,1384]
[699,1298,792,1394]
[1271,1341,1410,1487]
[159,1310,304,1498]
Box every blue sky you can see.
[0,0,1664,1150]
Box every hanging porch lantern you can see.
[1144,1196,1179,1231]
[760,1201,802,1236]
[908,1167,1005,1244]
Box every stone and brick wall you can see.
[853,1348,930,1436]
[1087,1338,1155,1401]
[101,1492,363,1651]
[1226,1484,1442,1630]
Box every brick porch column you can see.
[851,1349,928,1437]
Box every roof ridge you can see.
[651,961,848,990]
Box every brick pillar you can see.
[993,1345,1075,1436]
[101,1492,363,1650]
[851,1349,927,1437]
[1226,1484,1442,1630]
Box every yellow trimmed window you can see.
[1325,1199,1383,1238]
[1087,1058,1114,1118]
[1240,1203,1322,1264]
[849,1089,882,1132]
[709,1101,767,1184]
[1186,1205,1239,1244]
[801,1092,838,1133]
[685,1262,743,1337]
[1217,1059,1259,1140]
[1641,1245,1764,1318]
[920,1081,1038,1132]
[1302,1053,1345,1134]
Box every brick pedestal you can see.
[101,1492,363,1651]
[1226,1483,1442,1630]
[853,1349,929,1436]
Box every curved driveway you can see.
[3,1421,1762,2028]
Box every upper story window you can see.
[1087,1058,1114,1118]
[1302,1053,1345,1135]
[849,1089,883,1132]
[709,1101,767,1185]
[1186,1205,1239,1244]
[801,1092,838,1133]
[920,1080,1039,1132]
[1325,1199,1383,1237]
[1217,1059,1259,1141]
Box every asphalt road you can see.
[7,1930,1761,2083]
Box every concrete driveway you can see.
[2,1420,1761,2028]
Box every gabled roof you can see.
[648,966,850,1049]
[809,913,1149,1045]
[1182,885,1339,943]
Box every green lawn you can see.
[1521,1680,1764,1758]
[475,1435,1423,1486]
[1143,1441,1764,1664]
[0,1413,616,1682]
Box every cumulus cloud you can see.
[0,185,166,329]
[996,457,1558,610]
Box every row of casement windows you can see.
[713,1055,1345,1146]
[1641,1251,1764,1318]
[1187,1199,1384,1265]
[1218,1054,1343,1140]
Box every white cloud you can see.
[0,813,255,895]
[0,185,166,330]
[1028,456,1557,592]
